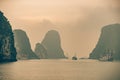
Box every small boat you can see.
[72,53,77,60]
[72,56,77,60]
[99,49,114,62]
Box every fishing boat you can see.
[99,49,114,61]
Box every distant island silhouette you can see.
[35,30,66,59]
[14,29,39,60]
[90,24,120,61]
[35,43,48,59]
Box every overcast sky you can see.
[0,0,120,57]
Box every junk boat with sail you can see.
[99,49,114,61]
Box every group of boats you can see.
[71,49,114,61]
[98,49,114,61]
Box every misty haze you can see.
[0,0,120,80]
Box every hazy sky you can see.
[0,0,120,57]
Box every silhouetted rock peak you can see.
[14,29,39,59]
[35,43,47,59]
[42,30,61,48]
[41,30,65,59]
[89,23,120,60]
[0,11,17,62]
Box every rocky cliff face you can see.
[14,29,39,59]
[0,11,17,62]
[35,43,47,59]
[40,30,65,59]
[89,24,120,60]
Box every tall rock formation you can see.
[14,29,39,59]
[89,23,120,60]
[37,30,65,59]
[35,43,47,59]
[0,11,17,62]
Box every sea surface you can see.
[0,59,119,80]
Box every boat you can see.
[72,56,77,60]
[72,53,77,60]
[99,49,114,61]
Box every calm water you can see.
[0,59,119,80]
